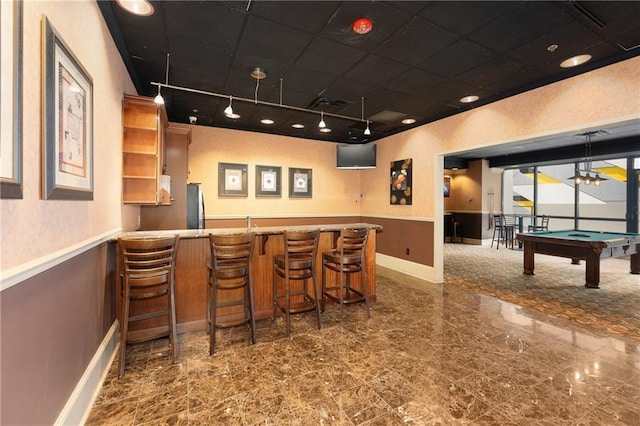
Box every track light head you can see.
[153,86,164,105]
[224,95,233,116]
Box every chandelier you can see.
[567,131,608,186]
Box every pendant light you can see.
[318,111,326,128]
[566,131,608,185]
[153,86,164,105]
[154,53,169,105]
[224,95,233,116]
[364,120,371,136]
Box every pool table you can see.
[515,230,640,288]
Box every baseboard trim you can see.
[376,253,437,283]
[55,321,119,426]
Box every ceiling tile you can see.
[295,37,367,76]
[236,15,314,65]
[467,2,574,54]
[248,1,340,33]
[375,16,459,65]
[384,68,446,96]
[420,1,516,35]
[419,39,496,78]
[343,55,410,87]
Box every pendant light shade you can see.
[154,86,164,105]
[364,120,371,135]
[594,173,607,186]
[319,111,326,128]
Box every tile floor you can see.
[86,244,640,425]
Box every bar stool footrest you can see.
[274,299,318,315]
[324,289,365,305]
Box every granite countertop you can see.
[117,223,382,240]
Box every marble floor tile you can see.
[87,244,640,425]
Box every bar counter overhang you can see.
[114,223,381,341]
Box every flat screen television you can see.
[336,144,377,169]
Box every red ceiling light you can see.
[352,18,373,35]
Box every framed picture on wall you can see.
[390,158,412,205]
[218,162,248,197]
[41,15,94,200]
[444,176,451,197]
[255,165,281,197]
[0,0,23,199]
[289,167,312,198]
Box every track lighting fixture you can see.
[151,63,376,135]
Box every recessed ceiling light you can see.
[401,118,416,125]
[560,54,592,68]
[261,119,274,125]
[116,0,154,16]
[225,113,240,119]
[319,128,332,133]
[292,123,304,129]
[547,44,558,52]
[460,95,479,103]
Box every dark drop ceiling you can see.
[99,0,640,164]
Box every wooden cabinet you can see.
[140,126,191,230]
[122,94,169,204]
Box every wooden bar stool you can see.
[207,232,256,355]
[272,229,321,337]
[321,228,370,318]
[117,235,180,378]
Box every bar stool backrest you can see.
[210,233,254,279]
[119,235,180,300]
[283,229,319,266]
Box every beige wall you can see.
[187,125,363,217]
[360,57,640,220]
[0,0,135,271]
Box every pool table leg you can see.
[523,242,535,275]
[584,253,600,289]
[631,251,639,275]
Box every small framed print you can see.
[390,158,412,205]
[289,167,312,198]
[255,165,281,197]
[218,162,247,197]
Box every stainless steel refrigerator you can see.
[186,183,205,229]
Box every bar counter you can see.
[117,223,381,340]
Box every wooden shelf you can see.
[122,95,168,205]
